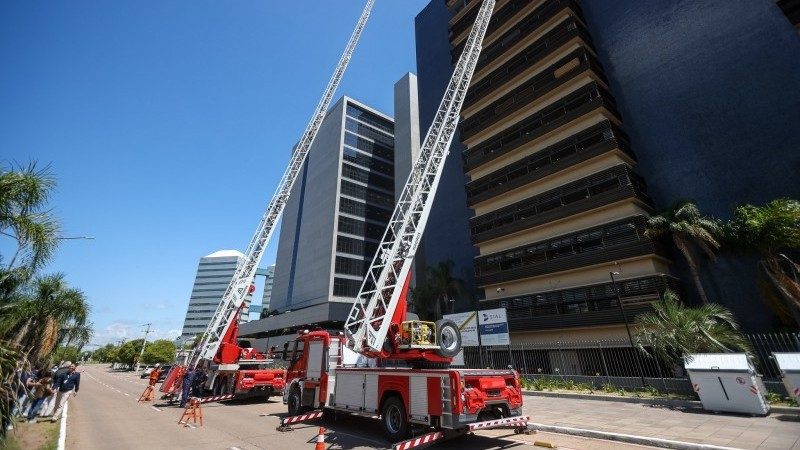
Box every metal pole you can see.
[137,323,152,370]
[610,271,647,387]
[476,310,485,367]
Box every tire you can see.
[380,396,410,442]
[435,319,462,358]
[287,385,304,416]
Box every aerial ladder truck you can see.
[278,0,528,445]
[159,0,376,403]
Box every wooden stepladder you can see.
[178,398,203,427]
[138,385,155,402]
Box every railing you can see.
[458,332,800,394]
[462,17,590,110]
[480,274,680,330]
[463,82,618,171]
[469,165,651,244]
[474,215,662,285]
[465,120,631,206]
[455,0,581,70]
[460,47,606,141]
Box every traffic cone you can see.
[314,427,326,450]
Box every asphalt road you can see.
[67,364,657,450]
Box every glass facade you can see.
[334,100,395,298]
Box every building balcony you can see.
[480,274,681,331]
[452,0,583,70]
[465,120,632,206]
[469,165,650,244]
[463,83,618,172]
[460,47,606,141]
[451,0,553,45]
[462,17,591,111]
[474,215,664,286]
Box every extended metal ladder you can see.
[344,0,496,354]
[188,0,375,367]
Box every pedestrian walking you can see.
[51,362,80,421]
[26,370,54,422]
[179,367,195,408]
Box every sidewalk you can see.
[522,393,800,449]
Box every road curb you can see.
[522,390,800,414]
[527,422,740,450]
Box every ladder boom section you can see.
[343,0,495,354]
[190,0,375,366]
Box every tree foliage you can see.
[0,162,60,272]
[0,273,91,363]
[634,290,751,366]
[0,161,93,432]
[646,201,722,304]
[141,339,176,364]
[114,339,144,368]
[726,198,800,326]
[92,343,118,363]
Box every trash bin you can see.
[772,353,800,402]
[684,353,769,415]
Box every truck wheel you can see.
[287,385,304,416]
[381,396,409,442]
[435,319,462,358]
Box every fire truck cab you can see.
[283,329,523,441]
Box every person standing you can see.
[148,364,163,387]
[51,363,80,421]
[27,371,53,422]
[191,368,207,397]
[179,367,195,408]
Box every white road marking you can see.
[151,406,162,412]
[124,393,131,396]
[230,447,243,450]
[57,400,68,450]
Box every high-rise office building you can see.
[260,264,276,312]
[179,250,253,342]
[240,79,421,348]
[417,0,670,344]
[241,96,397,342]
[415,0,800,338]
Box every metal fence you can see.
[457,332,800,395]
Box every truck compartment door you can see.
[306,341,324,380]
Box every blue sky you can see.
[1,0,429,346]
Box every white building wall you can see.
[179,249,252,342]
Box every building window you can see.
[346,104,394,134]
[333,277,362,297]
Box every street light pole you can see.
[137,323,152,370]
[610,271,647,387]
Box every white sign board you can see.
[478,307,510,346]
[443,311,479,346]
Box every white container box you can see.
[684,353,769,415]
[772,352,800,402]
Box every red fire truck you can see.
[160,306,285,402]
[279,0,525,443]
[282,328,523,441]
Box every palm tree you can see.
[426,261,468,318]
[727,198,800,326]
[0,273,90,363]
[0,162,60,272]
[646,201,722,304]
[635,290,751,366]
